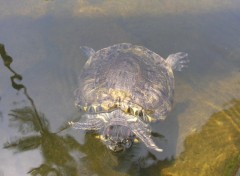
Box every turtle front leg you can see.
[69,114,104,131]
[129,122,163,152]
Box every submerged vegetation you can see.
[162,99,240,176]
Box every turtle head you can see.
[101,125,134,152]
[69,113,135,152]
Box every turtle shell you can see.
[75,43,174,121]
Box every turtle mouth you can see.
[108,142,125,152]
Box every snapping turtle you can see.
[69,43,188,152]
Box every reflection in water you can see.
[0,43,173,175]
[2,0,239,20]
[162,99,240,176]
[73,0,240,17]
[5,107,80,175]
[0,43,89,175]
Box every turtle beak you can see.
[97,137,124,152]
[108,142,125,152]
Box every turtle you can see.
[69,43,189,152]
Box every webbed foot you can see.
[166,52,189,71]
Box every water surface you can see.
[0,0,240,175]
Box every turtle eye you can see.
[124,139,133,148]
[122,139,127,143]
[121,138,126,143]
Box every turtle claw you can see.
[153,147,163,152]
[68,121,75,126]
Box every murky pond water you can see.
[0,0,240,175]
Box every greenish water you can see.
[0,0,240,175]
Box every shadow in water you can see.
[0,43,177,176]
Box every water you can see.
[0,0,240,175]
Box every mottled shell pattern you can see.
[74,43,174,122]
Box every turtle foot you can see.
[166,52,189,71]
[80,46,95,59]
